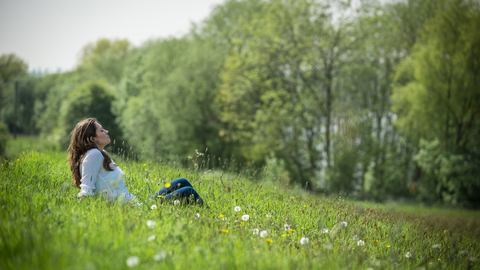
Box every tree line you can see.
[1,0,479,207]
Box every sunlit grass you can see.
[1,144,479,269]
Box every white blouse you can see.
[78,148,136,202]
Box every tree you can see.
[392,0,480,206]
[78,39,131,84]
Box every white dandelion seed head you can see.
[341,221,347,227]
[370,259,381,267]
[154,251,167,261]
[252,228,259,235]
[321,228,329,234]
[174,200,180,205]
[357,240,365,246]
[353,235,359,240]
[323,243,333,250]
[300,237,309,245]
[126,256,140,267]
[151,204,157,210]
[431,244,441,249]
[221,217,227,221]
[405,252,412,258]
[242,214,250,221]
[260,230,268,238]
[195,213,200,218]
[234,206,241,212]
[284,224,291,231]
[147,235,156,242]
[266,214,271,218]
[146,220,156,228]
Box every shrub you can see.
[0,122,9,156]
[54,80,121,149]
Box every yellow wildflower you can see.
[255,250,260,253]
[143,164,146,166]
[387,245,391,248]
[166,183,171,188]
[221,229,229,233]
[444,230,446,233]
[219,215,225,218]
[282,234,289,237]
[266,239,273,243]
[289,229,296,232]
[375,240,378,243]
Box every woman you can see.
[68,118,204,205]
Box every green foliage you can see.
[54,80,120,149]
[78,38,131,84]
[115,36,231,160]
[0,122,9,156]
[392,0,480,206]
[415,139,480,207]
[0,53,28,82]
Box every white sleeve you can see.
[78,149,104,198]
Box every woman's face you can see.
[92,122,110,150]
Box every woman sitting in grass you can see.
[68,117,204,205]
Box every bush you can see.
[54,80,121,149]
[0,122,9,156]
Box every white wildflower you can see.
[260,230,268,238]
[147,235,156,242]
[126,256,140,267]
[405,252,412,258]
[266,214,271,218]
[431,244,441,249]
[341,221,347,227]
[151,204,157,210]
[370,259,381,267]
[252,228,259,234]
[221,217,227,221]
[146,220,156,228]
[284,224,291,231]
[242,214,250,221]
[234,206,241,212]
[357,240,365,246]
[154,251,167,261]
[174,200,180,205]
[321,228,329,234]
[195,213,200,218]
[300,237,309,245]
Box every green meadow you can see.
[1,139,479,270]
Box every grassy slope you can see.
[1,148,479,269]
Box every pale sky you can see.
[0,0,226,72]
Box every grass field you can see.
[1,139,479,269]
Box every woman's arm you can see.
[77,149,104,198]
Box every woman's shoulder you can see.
[84,148,105,160]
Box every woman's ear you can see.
[89,136,96,143]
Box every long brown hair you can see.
[68,118,114,188]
